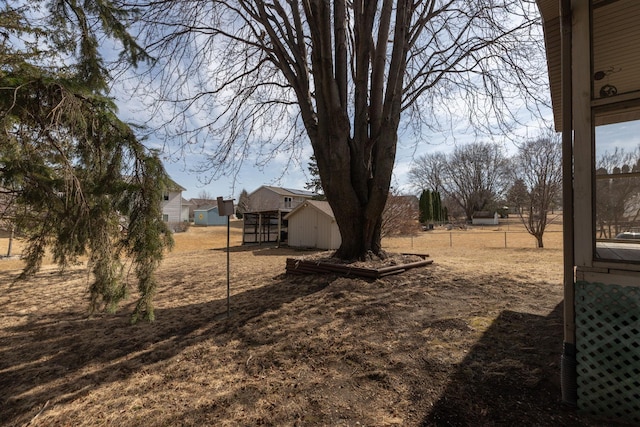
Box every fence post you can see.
[504,232,507,248]
[449,232,453,247]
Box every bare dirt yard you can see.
[0,220,630,426]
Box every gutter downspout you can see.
[560,0,577,407]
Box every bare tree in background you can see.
[511,133,562,248]
[132,0,547,259]
[506,178,530,215]
[409,143,511,221]
[595,147,640,238]
[381,194,420,238]
[408,152,447,194]
[197,190,215,201]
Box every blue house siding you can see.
[194,206,227,226]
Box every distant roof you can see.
[281,187,317,197]
[194,205,218,212]
[189,198,217,206]
[251,185,317,198]
[472,211,497,218]
[166,177,186,192]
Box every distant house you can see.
[243,186,317,244]
[194,205,228,226]
[247,186,316,212]
[471,211,499,226]
[285,200,341,250]
[161,179,186,224]
[187,198,217,221]
[181,198,191,223]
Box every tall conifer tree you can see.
[0,1,171,321]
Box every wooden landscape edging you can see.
[285,254,433,279]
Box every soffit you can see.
[537,0,640,130]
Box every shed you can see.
[194,206,228,226]
[471,211,499,226]
[284,200,341,250]
[241,186,318,245]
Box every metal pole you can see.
[226,215,230,317]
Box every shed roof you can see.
[284,200,335,220]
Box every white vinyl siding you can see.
[247,186,312,212]
[161,191,183,223]
[286,201,341,250]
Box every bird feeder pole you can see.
[217,197,235,317]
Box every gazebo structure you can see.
[537,0,639,422]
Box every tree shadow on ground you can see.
[421,303,631,427]
[211,244,323,256]
[0,273,331,425]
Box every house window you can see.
[163,193,169,201]
[591,1,640,264]
[284,196,292,208]
[162,214,169,222]
[594,112,640,263]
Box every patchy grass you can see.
[0,220,627,426]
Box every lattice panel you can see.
[575,281,640,423]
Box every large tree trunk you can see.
[310,115,395,260]
[300,0,407,260]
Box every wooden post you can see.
[277,210,282,247]
[561,0,577,406]
[7,224,14,257]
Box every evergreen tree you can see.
[304,155,325,197]
[419,190,429,224]
[432,191,442,223]
[236,189,250,219]
[0,1,170,322]
[419,189,446,224]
